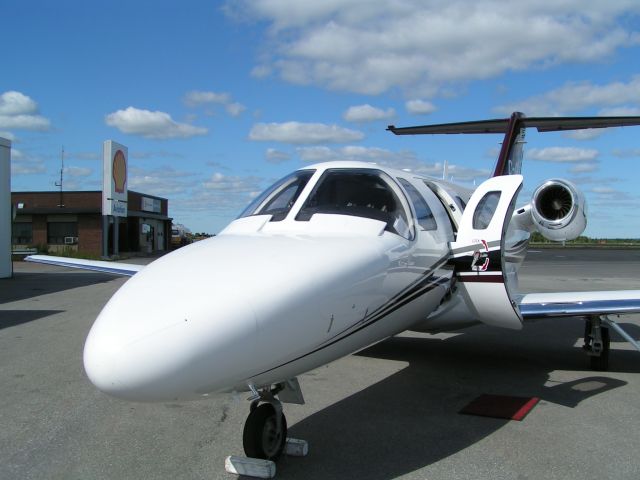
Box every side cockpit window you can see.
[238,170,315,222]
[397,178,437,231]
[296,169,412,239]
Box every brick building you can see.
[11,190,171,257]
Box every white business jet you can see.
[27,112,640,464]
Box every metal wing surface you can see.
[518,290,640,319]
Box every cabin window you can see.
[473,191,501,230]
[397,178,437,231]
[238,170,315,222]
[296,169,412,239]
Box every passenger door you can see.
[450,175,523,329]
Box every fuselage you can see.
[84,161,473,402]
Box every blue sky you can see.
[2,0,640,237]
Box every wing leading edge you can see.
[25,255,143,276]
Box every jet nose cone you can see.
[82,316,156,400]
[83,332,120,394]
[82,239,262,401]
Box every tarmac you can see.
[1,248,640,480]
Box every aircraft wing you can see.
[25,255,143,276]
[518,290,640,319]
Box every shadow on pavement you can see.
[0,271,119,304]
[0,310,66,329]
[278,318,632,479]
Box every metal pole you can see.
[102,215,109,259]
[114,217,119,257]
[0,138,11,278]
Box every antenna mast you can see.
[55,146,65,207]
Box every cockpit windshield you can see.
[295,169,412,238]
[238,170,315,221]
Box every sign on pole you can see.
[102,140,128,217]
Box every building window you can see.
[47,222,78,245]
[12,223,33,244]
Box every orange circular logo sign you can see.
[113,150,127,193]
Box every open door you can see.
[450,175,523,330]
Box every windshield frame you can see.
[237,169,316,221]
[294,168,415,240]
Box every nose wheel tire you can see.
[242,403,288,460]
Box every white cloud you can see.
[70,151,101,161]
[296,145,489,181]
[12,164,46,175]
[569,162,599,174]
[203,172,263,193]
[105,107,208,139]
[265,148,292,163]
[527,147,599,163]
[0,131,16,142]
[405,99,437,115]
[171,172,268,222]
[251,65,273,78]
[249,121,364,144]
[130,150,185,160]
[0,91,51,131]
[592,186,617,194]
[297,145,403,163]
[562,129,604,141]
[184,91,231,106]
[598,106,640,116]
[64,166,92,178]
[129,166,199,196]
[613,148,640,158]
[343,104,395,122]
[228,1,640,95]
[184,90,247,117]
[0,91,36,115]
[495,75,640,115]
[226,102,247,117]
[10,148,46,175]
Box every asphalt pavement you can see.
[1,248,640,480]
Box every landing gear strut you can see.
[583,316,610,371]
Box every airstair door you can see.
[450,175,523,329]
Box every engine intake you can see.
[530,179,586,242]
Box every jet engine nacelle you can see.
[529,179,587,242]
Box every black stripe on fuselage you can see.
[251,256,451,379]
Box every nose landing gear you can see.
[243,400,288,460]
[225,379,308,479]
